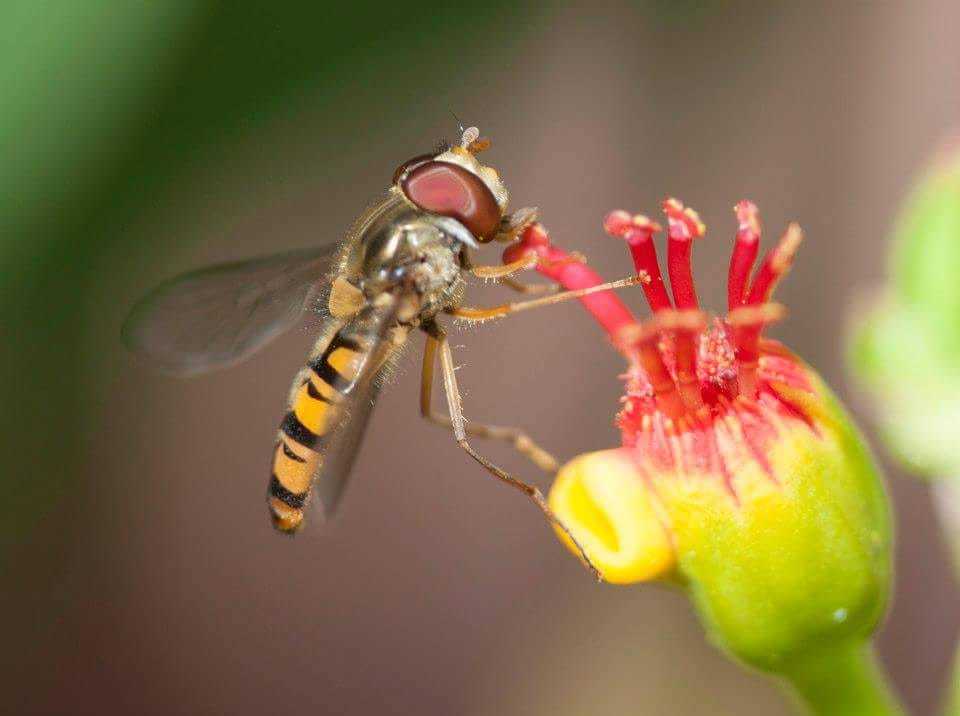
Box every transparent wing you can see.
[123,247,337,376]
[311,317,405,520]
[312,362,388,519]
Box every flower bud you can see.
[507,200,893,679]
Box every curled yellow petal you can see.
[549,449,676,584]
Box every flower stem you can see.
[783,641,904,716]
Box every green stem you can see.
[783,641,904,716]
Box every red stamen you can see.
[503,201,803,418]
[728,303,788,397]
[502,222,637,339]
[663,199,706,410]
[663,198,705,310]
[727,200,761,310]
[603,210,672,313]
[731,224,801,397]
[745,223,803,306]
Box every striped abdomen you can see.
[267,299,397,532]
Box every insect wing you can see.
[268,294,404,530]
[308,302,407,520]
[123,247,336,376]
[311,355,389,518]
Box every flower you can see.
[503,200,895,689]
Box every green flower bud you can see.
[552,363,890,675]
[510,200,899,712]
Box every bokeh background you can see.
[3,2,959,714]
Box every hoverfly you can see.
[123,127,635,577]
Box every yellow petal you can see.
[549,449,676,584]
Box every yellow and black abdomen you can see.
[267,297,400,532]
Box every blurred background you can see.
[3,2,959,714]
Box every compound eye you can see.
[399,161,501,242]
[392,153,434,185]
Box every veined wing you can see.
[312,339,403,519]
[122,247,336,376]
[268,295,406,530]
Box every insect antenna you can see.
[450,109,466,135]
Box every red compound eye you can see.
[399,160,501,242]
[392,153,434,185]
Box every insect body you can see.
[269,296,400,531]
[124,128,634,577]
[265,187,477,530]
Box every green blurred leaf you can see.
[890,149,960,355]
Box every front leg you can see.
[462,251,556,296]
[447,273,645,322]
[465,252,591,296]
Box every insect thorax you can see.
[345,193,468,326]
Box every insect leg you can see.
[495,276,559,295]
[464,249,586,280]
[422,321,603,582]
[419,333,558,473]
[447,273,644,322]
[462,252,556,295]
[461,242,586,295]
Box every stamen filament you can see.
[502,199,801,413]
[663,199,706,410]
[731,223,803,396]
[604,211,672,313]
[745,223,803,305]
[663,198,705,311]
[728,200,761,310]
[731,302,789,397]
